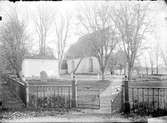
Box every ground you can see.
[1,109,149,122]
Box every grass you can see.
[77,80,111,91]
[27,79,111,92]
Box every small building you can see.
[67,56,100,74]
[21,56,59,80]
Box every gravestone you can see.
[40,71,48,82]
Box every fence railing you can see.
[122,80,167,116]
[27,84,72,109]
[3,75,74,109]
[128,87,167,115]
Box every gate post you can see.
[72,75,77,108]
[121,79,124,112]
[25,82,29,108]
[124,76,130,114]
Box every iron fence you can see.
[128,87,167,116]
[122,81,167,116]
[3,75,73,109]
[27,85,72,109]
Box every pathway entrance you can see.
[99,75,122,113]
[80,75,123,114]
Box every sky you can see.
[0,1,167,67]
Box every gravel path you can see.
[77,75,123,114]
[98,76,123,113]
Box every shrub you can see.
[37,96,68,109]
[131,100,167,117]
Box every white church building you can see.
[67,56,100,74]
[21,56,59,80]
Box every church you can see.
[21,56,59,80]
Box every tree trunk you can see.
[128,64,132,81]
[156,65,158,75]
[58,60,62,74]
[151,65,153,75]
[151,70,153,75]
[97,56,105,80]
[124,65,127,75]
[120,68,122,75]
[101,71,105,80]
[156,54,159,74]
[101,66,105,80]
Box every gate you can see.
[77,88,100,109]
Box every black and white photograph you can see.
[0,1,167,122]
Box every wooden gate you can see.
[77,88,100,109]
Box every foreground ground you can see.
[0,108,149,122]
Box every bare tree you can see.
[149,54,154,75]
[112,3,150,80]
[160,17,167,70]
[45,46,54,57]
[148,50,154,75]
[77,3,118,80]
[55,12,71,72]
[161,49,167,69]
[133,59,142,75]
[155,41,160,74]
[34,5,55,56]
[144,55,149,76]
[107,53,117,75]
[107,50,127,75]
[147,42,160,75]
[0,10,29,78]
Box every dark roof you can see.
[65,28,110,59]
[24,55,58,60]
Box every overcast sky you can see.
[0,1,167,67]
